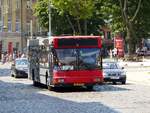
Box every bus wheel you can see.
[32,70,39,86]
[86,85,93,90]
[33,80,39,86]
[47,85,52,91]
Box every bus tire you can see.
[47,85,53,91]
[86,85,93,90]
[32,69,38,86]
[33,81,39,86]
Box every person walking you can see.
[109,49,113,59]
[112,48,118,61]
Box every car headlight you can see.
[103,72,108,77]
[121,71,126,76]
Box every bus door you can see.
[39,45,49,84]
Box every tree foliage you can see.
[34,0,150,54]
[34,0,49,29]
[101,0,150,54]
[51,0,94,19]
[34,0,105,35]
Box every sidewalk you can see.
[0,62,11,76]
[117,57,150,67]
[119,61,150,67]
[127,71,150,85]
[104,58,150,67]
[0,62,12,69]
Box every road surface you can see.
[0,62,150,113]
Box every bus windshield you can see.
[55,48,101,70]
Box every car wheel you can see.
[14,72,18,78]
[113,82,117,85]
[122,81,126,84]
[11,74,14,77]
[11,71,14,77]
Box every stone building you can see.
[0,0,39,56]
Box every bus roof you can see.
[51,36,102,48]
[52,36,101,39]
[28,36,102,48]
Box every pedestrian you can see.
[12,51,16,60]
[18,51,22,58]
[109,49,113,59]
[2,52,7,64]
[112,47,118,57]
[112,47,118,61]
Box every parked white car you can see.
[103,61,126,84]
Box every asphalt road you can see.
[0,63,150,113]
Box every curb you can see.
[119,62,150,67]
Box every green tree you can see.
[34,0,73,35]
[34,0,105,35]
[51,0,95,35]
[34,0,49,30]
[100,0,150,55]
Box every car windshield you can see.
[55,48,101,70]
[16,59,28,65]
[103,62,119,69]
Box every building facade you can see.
[0,0,38,56]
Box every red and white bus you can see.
[28,36,103,90]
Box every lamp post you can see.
[48,0,51,38]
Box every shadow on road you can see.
[0,68,11,76]
[94,84,130,92]
[0,80,120,113]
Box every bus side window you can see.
[39,46,48,67]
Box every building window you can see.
[26,23,30,35]
[27,1,31,9]
[16,0,20,9]
[8,21,12,32]
[0,21,2,31]
[0,7,2,22]
[16,22,20,32]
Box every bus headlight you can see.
[58,78,64,83]
[94,77,101,82]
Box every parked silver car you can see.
[103,61,126,84]
[11,58,28,78]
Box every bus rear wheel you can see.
[33,80,39,86]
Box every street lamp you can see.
[48,0,51,38]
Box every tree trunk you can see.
[77,19,82,35]
[84,19,87,35]
[126,22,136,55]
[66,15,76,35]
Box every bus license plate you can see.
[74,83,84,86]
